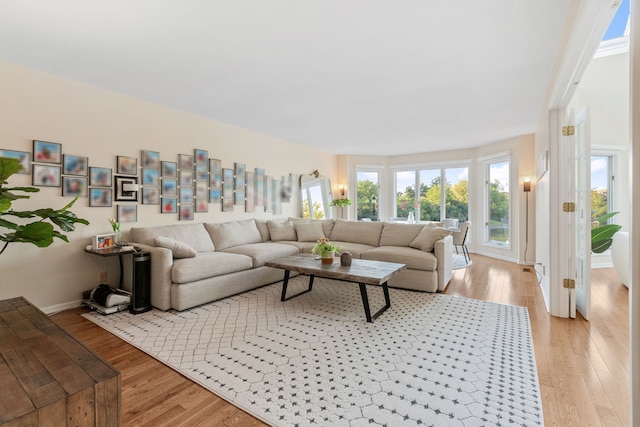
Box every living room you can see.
[0,1,638,426]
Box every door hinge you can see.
[563,278,576,289]
[563,202,576,212]
[562,125,575,136]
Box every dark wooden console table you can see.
[0,297,121,426]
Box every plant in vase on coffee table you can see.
[311,238,342,264]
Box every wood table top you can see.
[265,254,406,285]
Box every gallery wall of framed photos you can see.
[4,140,297,224]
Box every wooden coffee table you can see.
[265,254,406,322]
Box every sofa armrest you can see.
[132,243,174,310]
[434,235,453,291]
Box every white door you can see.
[574,108,591,320]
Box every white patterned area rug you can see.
[83,277,543,427]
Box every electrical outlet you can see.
[100,271,107,282]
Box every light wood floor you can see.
[51,254,629,426]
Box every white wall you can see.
[0,61,337,313]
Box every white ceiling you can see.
[0,1,571,156]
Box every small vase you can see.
[320,251,334,264]
[340,251,352,266]
[407,212,415,224]
[114,230,122,246]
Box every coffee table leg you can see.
[281,270,314,301]
[359,282,391,323]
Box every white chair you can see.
[443,218,459,230]
[452,221,471,263]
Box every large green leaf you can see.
[592,238,614,254]
[595,211,619,224]
[591,223,622,242]
[13,222,55,247]
[0,158,23,183]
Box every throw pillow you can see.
[267,220,297,241]
[294,222,325,242]
[409,224,452,252]
[152,236,197,258]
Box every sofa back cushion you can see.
[253,219,271,242]
[131,223,215,252]
[329,219,384,246]
[294,222,325,242]
[152,237,197,258]
[409,223,453,252]
[205,219,262,251]
[379,223,426,246]
[267,219,297,241]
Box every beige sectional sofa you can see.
[130,218,453,311]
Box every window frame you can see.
[482,154,511,249]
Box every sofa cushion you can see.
[253,219,271,242]
[131,223,215,252]
[330,219,383,246]
[326,241,375,258]
[223,242,300,267]
[409,223,452,252]
[294,222,325,242]
[172,252,253,284]
[267,220,297,241]
[379,223,425,247]
[361,246,437,271]
[152,237,197,259]
[205,219,262,250]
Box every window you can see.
[486,158,510,245]
[393,165,468,223]
[356,170,379,221]
[591,154,614,221]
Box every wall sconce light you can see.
[339,185,345,197]
[523,178,531,192]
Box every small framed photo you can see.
[195,165,208,181]
[194,149,208,166]
[63,154,88,176]
[195,181,208,201]
[89,167,112,187]
[117,156,138,175]
[161,197,177,214]
[89,188,112,207]
[117,204,137,223]
[114,176,138,201]
[141,150,160,169]
[33,140,61,164]
[179,204,194,221]
[162,179,177,196]
[0,149,31,174]
[179,154,193,170]
[93,233,116,250]
[179,170,193,187]
[180,187,193,204]
[62,176,88,197]
[32,164,61,187]
[196,199,208,213]
[142,168,159,186]
[142,187,160,205]
[161,161,177,178]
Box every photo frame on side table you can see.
[114,176,139,201]
[93,233,116,250]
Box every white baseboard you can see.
[43,299,84,315]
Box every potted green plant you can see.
[591,211,621,253]
[311,238,342,264]
[0,158,89,255]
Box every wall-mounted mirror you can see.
[300,175,333,219]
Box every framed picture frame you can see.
[195,180,208,202]
[162,178,177,196]
[142,168,159,186]
[62,154,88,176]
[0,149,31,174]
[179,170,193,187]
[142,187,160,205]
[196,199,208,213]
[62,176,88,197]
[194,149,208,167]
[180,187,193,204]
[117,204,137,222]
[93,233,116,250]
[161,161,177,178]
[89,188,112,207]
[209,159,221,203]
[234,172,245,206]
[195,165,208,181]
[114,175,139,201]
[179,204,194,221]
[141,150,160,169]
[117,156,138,175]
[222,168,234,212]
[89,167,112,187]
[161,197,177,214]
[32,164,61,187]
[33,140,62,164]
[245,171,255,212]
[255,168,265,207]
[179,154,193,170]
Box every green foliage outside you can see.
[395,177,469,222]
[356,179,378,220]
[591,189,608,221]
[301,198,325,219]
[488,180,509,242]
[0,158,89,255]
